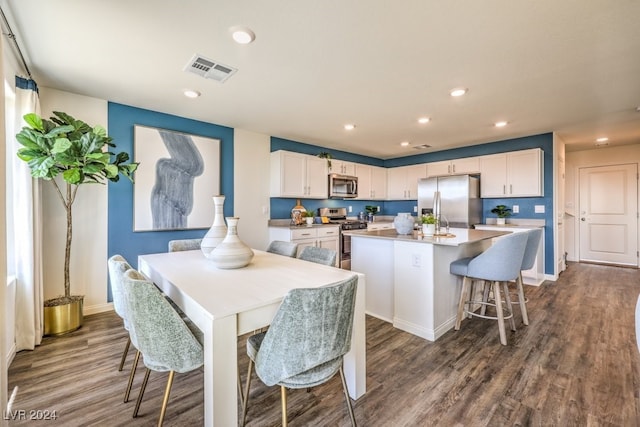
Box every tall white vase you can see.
[207,217,254,269]
[201,195,227,256]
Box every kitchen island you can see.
[344,227,508,341]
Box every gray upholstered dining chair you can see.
[266,240,299,258]
[121,268,204,426]
[241,275,359,426]
[450,232,528,345]
[168,238,202,252]
[108,254,145,402]
[108,255,134,372]
[297,246,338,266]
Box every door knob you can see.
[581,218,585,221]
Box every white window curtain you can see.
[11,76,43,351]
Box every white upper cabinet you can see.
[479,148,543,198]
[387,164,427,200]
[356,164,387,200]
[426,157,480,177]
[330,160,357,176]
[270,150,328,199]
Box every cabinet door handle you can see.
[510,184,512,194]
[503,185,506,195]
[448,165,451,174]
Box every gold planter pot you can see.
[43,299,84,336]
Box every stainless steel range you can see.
[318,207,368,270]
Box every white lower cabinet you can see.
[268,226,340,267]
[367,222,394,231]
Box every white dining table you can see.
[138,249,367,426]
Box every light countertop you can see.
[343,227,509,247]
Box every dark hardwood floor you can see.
[7,262,640,426]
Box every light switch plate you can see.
[512,205,519,213]
[534,205,545,213]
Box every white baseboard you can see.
[83,302,114,316]
[6,342,16,367]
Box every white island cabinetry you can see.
[348,228,506,341]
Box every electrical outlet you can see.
[377,206,381,212]
[413,206,418,212]
[412,254,421,267]
[348,206,352,213]
[512,205,519,214]
[534,205,545,213]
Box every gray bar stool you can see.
[480,228,543,325]
[450,232,528,345]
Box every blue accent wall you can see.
[107,103,234,279]
[270,133,555,275]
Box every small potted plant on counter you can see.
[365,205,379,222]
[490,204,512,225]
[303,209,316,225]
[421,213,437,236]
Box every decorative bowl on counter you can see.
[393,213,415,235]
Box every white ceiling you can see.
[4,0,640,158]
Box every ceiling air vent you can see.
[183,54,237,83]
[413,144,431,150]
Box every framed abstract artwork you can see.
[133,125,220,231]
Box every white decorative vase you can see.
[305,217,314,225]
[422,223,435,236]
[201,196,228,256]
[394,213,414,235]
[207,217,254,269]
[496,217,506,225]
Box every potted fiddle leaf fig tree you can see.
[16,111,138,335]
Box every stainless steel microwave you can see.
[328,173,358,199]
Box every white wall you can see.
[38,87,110,314]
[233,129,271,250]
[565,144,640,261]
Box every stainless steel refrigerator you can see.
[417,175,481,228]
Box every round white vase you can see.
[394,213,414,235]
[207,217,254,269]
[201,196,228,256]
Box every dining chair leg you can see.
[118,337,131,371]
[339,364,357,427]
[158,371,175,427]
[456,276,471,330]
[516,273,530,325]
[502,281,516,331]
[241,360,254,427]
[124,350,141,403]
[281,386,288,427]
[493,281,508,345]
[133,368,151,418]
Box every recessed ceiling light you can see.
[596,137,609,143]
[344,124,356,131]
[230,26,256,44]
[450,88,468,97]
[400,141,410,147]
[418,117,431,124]
[183,89,201,98]
[494,121,508,128]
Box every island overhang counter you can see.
[343,227,509,341]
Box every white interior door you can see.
[579,164,638,266]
